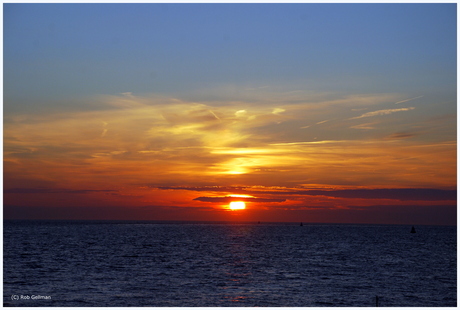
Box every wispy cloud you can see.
[272,108,285,115]
[350,122,377,130]
[385,132,418,140]
[4,90,456,200]
[395,95,424,104]
[101,121,108,137]
[349,107,415,120]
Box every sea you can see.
[3,220,457,307]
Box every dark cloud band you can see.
[4,188,117,194]
[283,189,456,201]
[159,186,456,202]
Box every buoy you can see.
[300,222,303,226]
[410,226,416,233]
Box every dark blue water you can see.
[3,221,456,307]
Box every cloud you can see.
[288,188,456,201]
[272,108,285,115]
[101,121,108,137]
[269,140,349,146]
[385,132,417,140]
[159,186,456,202]
[395,95,424,104]
[193,196,286,203]
[157,186,248,192]
[235,110,247,117]
[4,188,117,194]
[350,122,377,130]
[350,107,415,119]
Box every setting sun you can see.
[229,201,246,210]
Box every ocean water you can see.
[3,220,457,307]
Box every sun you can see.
[229,201,246,210]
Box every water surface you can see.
[3,221,457,306]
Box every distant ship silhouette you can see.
[410,226,416,233]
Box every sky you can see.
[3,3,457,224]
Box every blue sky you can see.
[4,4,456,112]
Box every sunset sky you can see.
[3,3,457,224]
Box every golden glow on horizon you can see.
[229,201,246,210]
